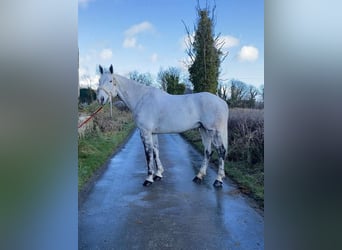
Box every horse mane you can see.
[113,74,166,111]
[115,74,164,93]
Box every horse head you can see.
[97,64,118,105]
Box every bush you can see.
[79,88,96,104]
[93,107,133,133]
[228,108,264,166]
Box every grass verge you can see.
[181,129,264,208]
[78,102,135,191]
[78,122,135,190]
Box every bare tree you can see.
[247,85,259,108]
[129,71,153,86]
[217,81,229,101]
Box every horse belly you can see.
[154,109,200,133]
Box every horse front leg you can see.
[140,129,155,186]
[152,134,164,181]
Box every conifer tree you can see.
[184,3,227,94]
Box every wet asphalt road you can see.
[79,129,264,250]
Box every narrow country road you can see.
[79,129,264,250]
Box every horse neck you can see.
[114,75,149,111]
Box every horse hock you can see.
[213,145,226,188]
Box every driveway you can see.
[79,129,264,249]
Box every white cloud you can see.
[237,45,259,62]
[179,33,194,51]
[78,0,94,8]
[123,37,137,48]
[151,53,158,63]
[178,59,188,72]
[178,55,193,71]
[123,21,154,49]
[180,34,239,51]
[79,48,115,89]
[124,21,154,37]
[100,48,112,60]
[79,67,99,89]
[218,35,240,49]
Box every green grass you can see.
[224,162,264,206]
[78,122,135,190]
[181,129,264,208]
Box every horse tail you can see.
[215,101,229,158]
[223,103,229,156]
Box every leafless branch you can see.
[181,19,195,63]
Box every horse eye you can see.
[110,80,112,83]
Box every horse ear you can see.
[109,64,114,74]
[99,65,103,74]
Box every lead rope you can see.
[78,75,117,128]
[110,95,113,118]
[110,75,118,118]
[97,85,113,118]
[78,105,103,128]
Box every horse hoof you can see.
[143,180,153,187]
[213,180,223,188]
[153,175,162,181]
[192,176,202,184]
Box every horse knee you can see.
[205,149,213,159]
[218,145,226,159]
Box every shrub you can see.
[93,107,133,133]
[228,108,264,166]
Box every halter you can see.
[97,75,117,98]
[97,75,118,117]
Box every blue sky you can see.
[78,0,264,89]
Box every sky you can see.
[78,0,264,90]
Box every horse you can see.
[96,65,229,188]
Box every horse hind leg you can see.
[212,130,227,188]
[152,134,164,181]
[193,127,213,184]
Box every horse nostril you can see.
[100,96,104,104]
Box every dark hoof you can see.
[192,176,202,184]
[153,175,162,181]
[143,180,153,186]
[213,180,223,188]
